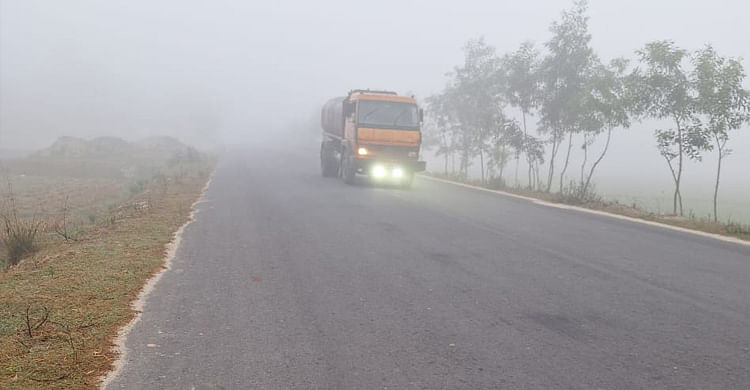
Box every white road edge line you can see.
[419,175,750,248]
[99,172,215,389]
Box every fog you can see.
[1,0,749,219]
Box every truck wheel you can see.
[400,172,414,189]
[342,154,356,185]
[320,144,337,177]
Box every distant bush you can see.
[725,221,750,236]
[486,176,507,190]
[129,179,148,196]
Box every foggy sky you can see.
[2,0,748,146]
[1,0,749,217]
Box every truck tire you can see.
[400,172,414,189]
[320,144,337,177]
[342,153,356,185]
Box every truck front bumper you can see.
[354,158,426,175]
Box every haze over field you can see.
[4,3,750,388]
[1,0,749,220]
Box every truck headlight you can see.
[392,167,404,178]
[358,147,369,156]
[372,165,386,178]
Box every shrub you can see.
[557,180,600,205]
[725,221,750,236]
[129,179,148,196]
[486,176,507,190]
[1,213,43,266]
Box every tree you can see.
[487,120,523,186]
[501,42,542,188]
[424,93,460,175]
[440,81,475,179]
[524,136,546,190]
[538,0,598,192]
[505,120,526,187]
[631,40,704,216]
[692,46,750,221]
[578,58,632,198]
[450,37,504,182]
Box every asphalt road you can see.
[107,147,750,390]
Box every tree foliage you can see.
[422,0,748,221]
[426,37,521,183]
[537,0,598,192]
[691,46,750,221]
[501,42,544,189]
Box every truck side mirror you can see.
[418,108,424,123]
[343,101,355,117]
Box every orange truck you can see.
[320,89,426,187]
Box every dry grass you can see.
[0,156,213,389]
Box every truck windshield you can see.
[357,100,419,130]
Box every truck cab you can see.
[320,90,426,187]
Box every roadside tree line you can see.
[423,0,750,221]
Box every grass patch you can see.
[0,154,214,389]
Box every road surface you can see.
[107,147,750,389]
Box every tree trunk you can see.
[663,155,679,216]
[514,156,520,188]
[461,146,470,179]
[499,159,505,186]
[559,132,574,193]
[675,117,684,216]
[479,148,485,184]
[530,162,536,191]
[713,135,724,223]
[582,127,612,197]
[528,158,535,190]
[522,111,533,189]
[546,131,561,192]
[580,134,589,184]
